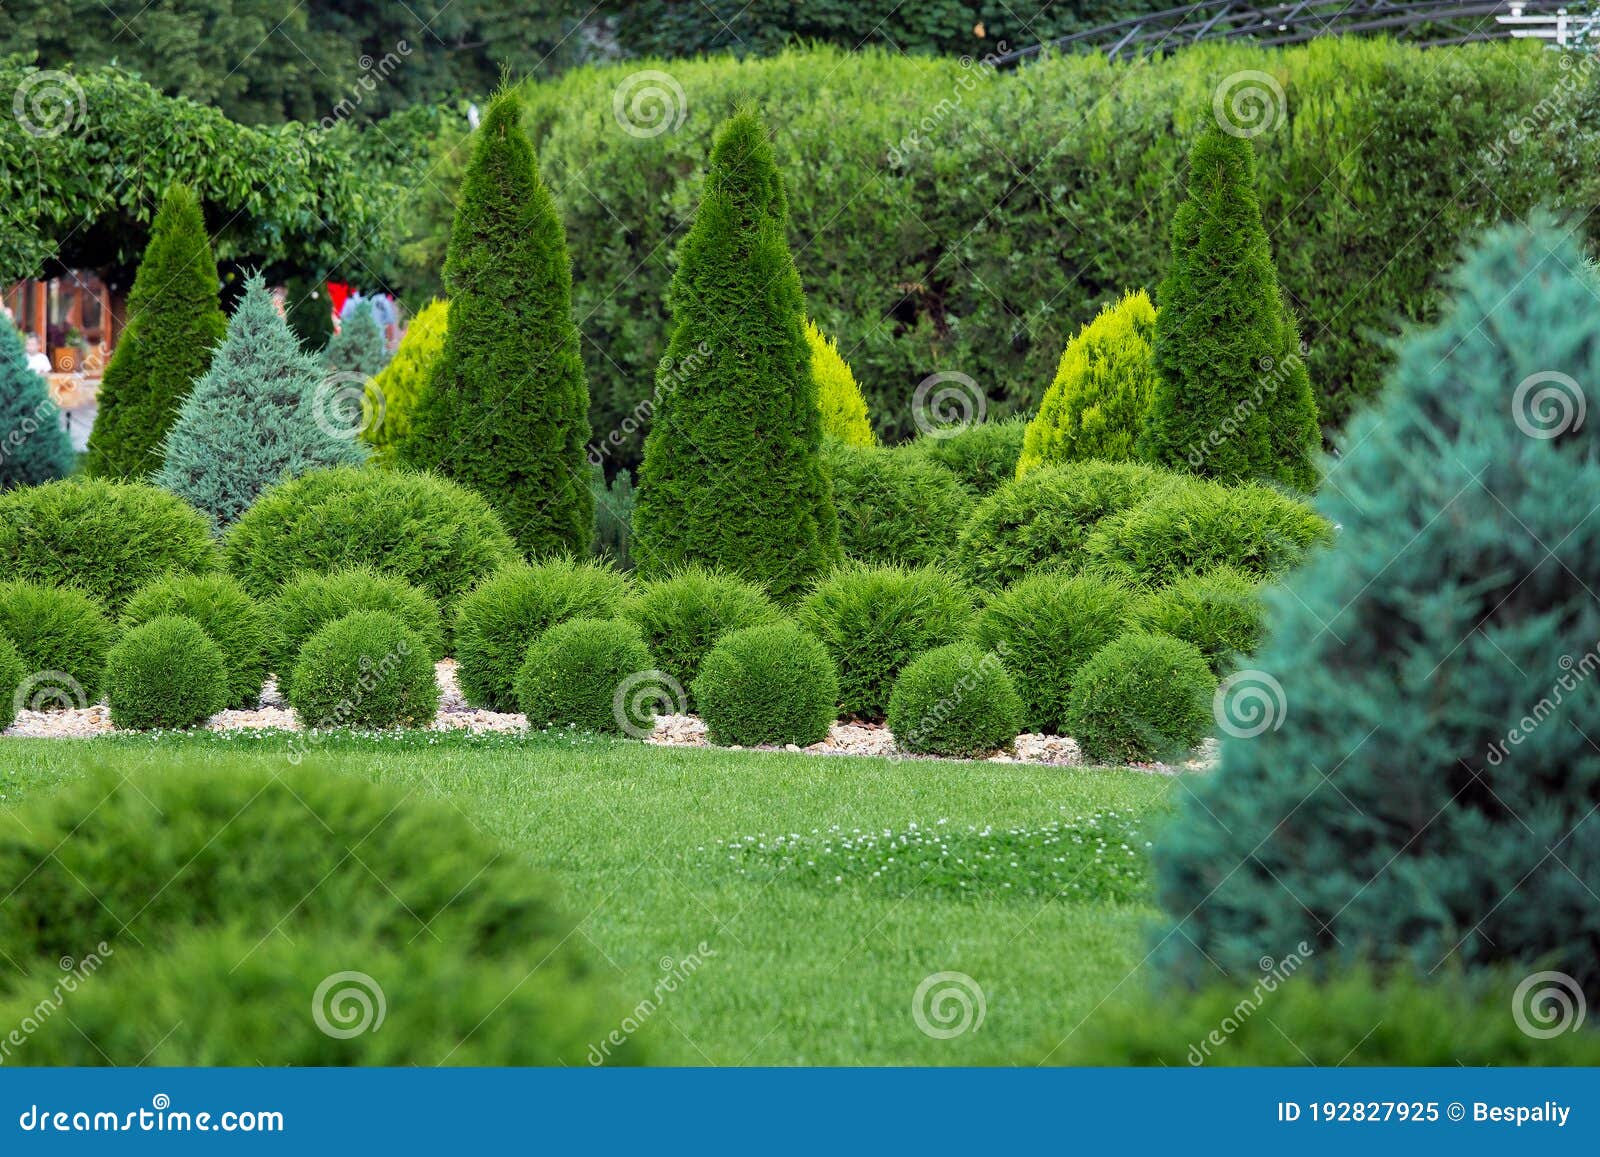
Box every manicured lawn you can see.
[1,732,1183,1064]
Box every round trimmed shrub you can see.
[269,568,444,698]
[0,478,216,610]
[901,416,1028,495]
[1084,479,1332,585]
[1129,566,1268,674]
[0,581,116,705]
[288,611,440,729]
[121,573,272,708]
[972,573,1133,734]
[0,765,623,1064]
[956,460,1175,589]
[693,623,838,747]
[623,566,780,709]
[825,441,972,568]
[105,616,228,730]
[0,635,23,731]
[887,642,1023,758]
[516,618,655,734]
[222,466,519,609]
[1065,633,1216,763]
[455,559,629,711]
[797,563,974,722]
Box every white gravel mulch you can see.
[3,659,1217,773]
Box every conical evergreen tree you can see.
[1155,221,1600,1006]
[85,185,225,479]
[633,109,839,599]
[155,274,366,525]
[1139,126,1320,491]
[364,300,447,467]
[806,320,874,447]
[401,88,592,556]
[324,298,389,380]
[0,314,73,488]
[284,275,334,352]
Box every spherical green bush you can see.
[1065,633,1216,763]
[0,635,23,731]
[0,764,625,1064]
[121,573,272,708]
[1084,479,1332,585]
[887,642,1023,758]
[105,616,228,730]
[288,611,440,729]
[693,623,839,747]
[623,566,780,710]
[956,460,1176,589]
[0,477,216,610]
[454,559,629,711]
[269,568,445,699]
[222,466,519,609]
[1128,566,1268,674]
[972,573,1133,734]
[0,581,117,706]
[797,563,974,722]
[516,617,656,735]
[826,440,972,567]
[900,416,1028,495]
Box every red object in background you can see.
[326,281,351,322]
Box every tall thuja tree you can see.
[324,299,389,380]
[155,273,367,526]
[0,314,73,487]
[85,184,226,479]
[363,299,447,467]
[1155,221,1600,1004]
[633,109,838,598]
[1139,124,1320,492]
[401,88,592,555]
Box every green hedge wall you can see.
[445,39,1599,468]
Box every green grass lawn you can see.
[0,731,1186,1064]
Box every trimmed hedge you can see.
[0,478,216,611]
[623,566,780,710]
[971,572,1132,734]
[693,622,838,747]
[0,635,23,731]
[1084,478,1332,585]
[270,568,444,698]
[1066,633,1216,763]
[436,41,1599,465]
[1129,566,1267,674]
[956,460,1173,589]
[887,642,1023,759]
[104,616,228,730]
[222,466,519,610]
[896,418,1028,496]
[825,440,972,568]
[516,617,655,734]
[288,610,440,729]
[454,559,629,711]
[797,563,974,722]
[0,581,116,705]
[121,573,272,709]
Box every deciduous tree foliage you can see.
[632,108,838,599]
[1155,222,1600,1007]
[84,185,225,480]
[401,89,592,556]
